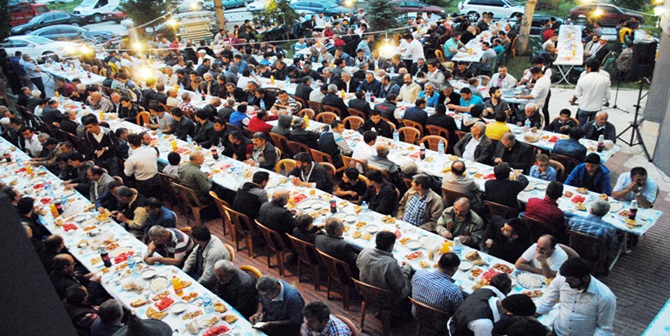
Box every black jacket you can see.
[374,102,398,126]
[233,182,267,221]
[321,93,350,118]
[493,140,534,173]
[84,127,118,161]
[484,175,529,211]
[289,128,320,150]
[348,98,373,117]
[61,119,79,135]
[360,182,398,216]
[426,113,459,152]
[171,117,196,141]
[288,163,332,192]
[315,234,360,277]
[454,134,494,165]
[360,119,392,138]
[295,83,313,103]
[212,269,258,318]
[258,201,295,246]
[193,120,216,148]
[484,216,532,263]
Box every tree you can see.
[213,0,225,31]
[0,0,11,43]
[120,0,171,38]
[254,0,299,39]
[515,0,537,57]
[614,0,646,12]
[366,0,401,31]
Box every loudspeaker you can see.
[630,42,657,81]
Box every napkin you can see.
[483,173,495,180]
[548,136,559,143]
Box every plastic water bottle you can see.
[390,67,395,75]
[453,237,463,255]
[393,129,399,143]
[157,128,163,138]
[202,294,214,314]
[16,157,22,167]
[186,135,193,146]
[365,90,371,103]
[361,201,369,219]
[524,118,531,131]
[260,99,266,111]
[437,140,445,155]
[44,180,53,197]
[286,75,290,84]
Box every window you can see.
[406,1,422,7]
[467,0,488,5]
[8,40,30,48]
[54,13,69,20]
[36,6,49,13]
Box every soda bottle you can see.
[211,148,219,160]
[628,200,638,220]
[54,200,64,215]
[201,93,206,101]
[172,276,183,295]
[597,134,604,153]
[100,246,112,267]
[420,143,426,160]
[329,200,337,213]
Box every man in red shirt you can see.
[56,78,76,97]
[524,181,566,242]
[248,110,274,134]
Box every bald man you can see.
[515,235,568,279]
[177,151,213,202]
[435,197,484,248]
[582,111,617,143]
[49,254,101,300]
[258,188,295,245]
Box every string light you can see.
[133,42,143,51]
[592,7,603,18]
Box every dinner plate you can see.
[297,201,315,210]
[418,236,432,245]
[516,272,544,289]
[141,269,157,279]
[344,215,357,223]
[171,302,187,314]
[365,225,379,233]
[524,182,536,191]
[62,189,76,197]
[311,203,323,210]
[536,183,547,190]
[459,260,473,271]
[406,240,421,250]
[149,276,169,292]
[609,202,623,213]
[467,167,479,174]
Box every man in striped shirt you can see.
[411,253,464,331]
[144,225,194,267]
[302,301,352,336]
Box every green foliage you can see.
[422,0,447,6]
[613,0,646,12]
[253,0,299,38]
[47,0,83,12]
[120,0,170,37]
[0,0,11,43]
[365,0,401,30]
[536,0,560,11]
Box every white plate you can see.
[609,202,623,213]
[406,240,421,250]
[467,167,479,174]
[459,260,473,271]
[536,183,547,190]
[62,189,76,197]
[524,182,536,191]
[344,215,357,223]
[149,276,169,292]
[401,150,410,156]
[171,302,187,314]
[311,203,323,210]
[297,201,315,210]
[365,225,379,233]
[418,236,432,245]
[141,269,157,279]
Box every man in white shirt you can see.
[425,61,445,91]
[536,257,616,336]
[21,126,43,157]
[515,66,550,111]
[397,74,422,104]
[124,133,161,198]
[488,66,517,90]
[352,130,377,166]
[515,235,568,279]
[570,59,611,125]
[400,33,425,65]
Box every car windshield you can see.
[505,0,519,6]
[79,0,98,6]
[23,36,54,44]
[28,15,43,24]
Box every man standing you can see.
[288,152,332,192]
[570,60,611,125]
[435,197,484,248]
[124,134,161,199]
[82,115,119,176]
[411,253,464,331]
[250,276,305,336]
[212,260,259,318]
[183,225,230,287]
[454,122,494,164]
[178,151,213,202]
[612,167,658,208]
[23,54,45,97]
[536,257,616,335]
[565,153,612,195]
[315,218,360,277]
[515,67,551,114]
[87,166,115,203]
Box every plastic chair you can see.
[441,188,471,208]
[484,200,518,219]
[322,105,343,117]
[402,119,424,136]
[550,116,580,127]
[286,140,311,156]
[136,111,150,126]
[268,132,289,157]
[352,278,396,336]
[478,75,491,86]
[255,220,294,276]
[522,215,566,243]
[171,182,208,227]
[550,153,580,181]
[420,135,448,153]
[293,96,308,111]
[548,159,565,183]
[425,125,450,139]
[310,149,334,165]
[343,116,365,131]
[299,108,315,120]
[319,162,337,191]
[398,127,420,145]
[209,191,230,236]
[275,159,296,175]
[317,249,354,310]
[316,111,338,124]
[239,265,262,281]
[308,100,322,112]
[222,204,260,258]
[408,296,453,335]
[455,130,467,140]
[347,108,366,119]
[224,243,236,262]
[286,234,321,290]
[339,156,368,174]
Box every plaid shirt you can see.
[178,101,198,116]
[303,315,352,336]
[411,269,463,314]
[403,192,427,227]
[568,214,618,246]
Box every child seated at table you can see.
[529,154,557,182]
[162,151,180,177]
[545,109,578,135]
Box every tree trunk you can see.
[516,0,537,57]
[213,0,226,31]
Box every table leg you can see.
[609,231,628,271]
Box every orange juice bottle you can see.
[50,204,59,217]
[173,84,179,92]
[441,241,451,254]
[171,140,178,151]
[99,111,105,121]
[172,276,183,295]
[25,165,33,175]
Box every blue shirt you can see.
[418,91,440,107]
[229,111,250,129]
[147,206,176,231]
[612,172,658,203]
[24,61,40,79]
[529,165,557,182]
[403,193,427,227]
[494,45,505,55]
[444,38,459,58]
[460,94,483,107]
[553,138,587,162]
[568,214,618,247]
[259,280,305,327]
[235,60,250,74]
[357,40,372,58]
[411,269,463,316]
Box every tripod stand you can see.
[608,69,629,113]
[616,77,652,162]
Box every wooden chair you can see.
[402,119,424,136]
[309,148,334,164]
[239,265,262,281]
[386,121,396,133]
[209,191,230,236]
[299,108,315,120]
[420,135,448,153]
[171,182,208,227]
[358,174,370,186]
[225,243,236,262]
[317,249,354,310]
[158,172,181,212]
[567,230,610,276]
[322,105,343,117]
[268,133,289,157]
[275,159,296,175]
[158,102,171,114]
[136,111,151,126]
[550,153,580,181]
[484,200,518,219]
[339,156,368,174]
[408,297,452,335]
[425,125,450,139]
[435,49,446,63]
[455,130,466,140]
[255,220,293,277]
[308,100,322,113]
[316,111,338,124]
[222,204,260,258]
[347,108,366,119]
[558,243,580,258]
[442,188,471,208]
[319,162,337,191]
[398,127,420,145]
[522,215,566,243]
[286,140,311,156]
[287,234,321,290]
[478,75,491,86]
[343,116,364,131]
[334,315,359,336]
[549,159,565,183]
[352,278,396,336]
[293,96,308,112]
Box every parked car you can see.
[106,10,126,24]
[509,14,564,36]
[0,35,77,63]
[9,0,50,27]
[290,1,354,15]
[29,25,114,43]
[11,12,88,35]
[390,0,445,16]
[569,3,643,27]
[73,0,122,23]
[458,0,524,21]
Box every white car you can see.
[0,36,78,63]
[458,0,524,21]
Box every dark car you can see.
[11,11,87,35]
[510,15,564,36]
[391,0,446,16]
[569,3,643,27]
[29,25,113,43]
[290,1,354,15]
